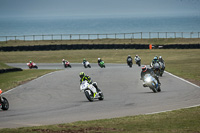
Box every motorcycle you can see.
[99,61,105,68]
[83,61,91,68]
[135,58,141,67]
[127,58,133,68]
[143,74,161,93]
[159,62,165,76]
[27,62,38,69]
[152,62,161,76]
[80,81,104,102]
[0,89,9,110]
[62,61,72,68]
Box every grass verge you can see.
[0,69,57,92]
[0,106,200,133]
[1,38,200,46]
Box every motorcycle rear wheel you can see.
[98,92,104,100]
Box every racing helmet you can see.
[142,65,147,72]
[30,61,32,63]
[62,59,65,61]
[159,56,162,59]
[79,72,85,78]
[136,55,138,57]
[98,58,100,60]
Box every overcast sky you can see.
[0,0,200,18]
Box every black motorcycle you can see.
[127,58,133,68]
[0,89,9,110]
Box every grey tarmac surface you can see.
[0,63,200,128]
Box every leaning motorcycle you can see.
[143,74,161,93]
[99,61,105,68]
[0,89,9,110]
[80,81,104,102]
[27,62,38,69]
[152,62,161,76]
[159,62,165,76]
[135,58,141,67]
[83,61,91,68]
[63,61,72,68]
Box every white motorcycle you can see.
[80,81,104,102]
[143,74,161,93]
[83,61,91,68]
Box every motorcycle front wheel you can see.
[1,97,9,110]
[84,90,94,102]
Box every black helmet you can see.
[79,72,85,78]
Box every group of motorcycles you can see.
[127,57,141,68]
[151,61,165,77]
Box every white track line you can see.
[165,71,200,88]
[145,104,200,115]
[2,71,56,95]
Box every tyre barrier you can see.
[0,44,199,51]
[0,68,23,74]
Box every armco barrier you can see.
[0,44,199,51]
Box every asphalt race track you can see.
[1,63,200,128]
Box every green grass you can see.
[0,69,57,92]
[1,38,200,46]
[1,106,200,133]
[0,62,12,69]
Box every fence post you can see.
[6,36,7,43]
[141,32,142,39]
[24,35,25,41]
[181,32,183,38]
[198,32,200,38]
[158,32,159,39]
[149,32,151,39]
[166,32,167,39]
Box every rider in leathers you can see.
[79,72,101,92]
[140,66,161,87]
[127,55,133,65]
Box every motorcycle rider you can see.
[150,56,160,67]
[134,55,141,63]
[98,58,103,65]
[158,56,165,64]
[82,58,87,66]
[127,55,133,65]
[29,61,33,67]
[79,72,101,92]
[140,66,161,87]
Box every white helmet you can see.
[98,58,100,60]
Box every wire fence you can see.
[0,32,200,42]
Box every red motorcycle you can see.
[0,89,9,111]
[27,62,38,69]
[62,61,72,68]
